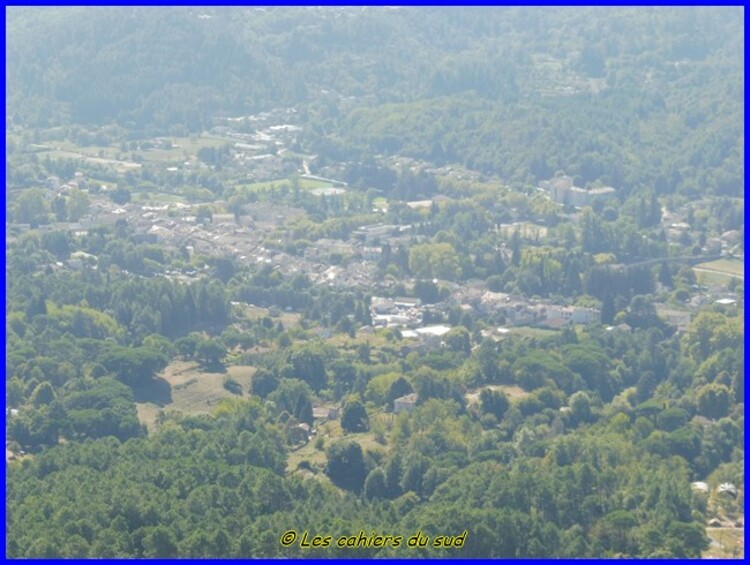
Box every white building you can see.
[394,393,418,414]
[542,175,616,207]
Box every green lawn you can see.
[237,177,330,193]
[694,258,744,277]
[695,270,737,287]
[286,409,391,477]
[465,385,530,407]
[238,304,302,330]
[693,257,744,286]
[134,361,256,432]
[31,134,231,166]
[130,135,228,163]
[511,326,560,339]
[36,147,142,173]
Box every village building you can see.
[393,393,418,414]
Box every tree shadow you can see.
[201,360,227,374]
[131,376,173,406]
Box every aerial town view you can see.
[5,7,744,558]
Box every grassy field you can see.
[135,135,229,162]
[326,330,393,350]
[695,257,744,276]
[510,326,560,339]
[695,270,737,287]
[31,134,230,167]
[286,412,390,478]
[236,177,330,194]
[39,148,142,173]
[238,304,302,329]
[465,385,530,407]
[704,528,744,559]
[694,257,744,286]
[135,361,255,432]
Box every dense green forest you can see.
[5,6,744,559]
[6,7,743,195]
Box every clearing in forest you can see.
[135,360,255,432]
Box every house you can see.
[542,175,616,207]
[605,323,632,333]
[372,314,413,328]
[394,297,421,309]
[670,222,691,231]
[45,176,61,191]
[415,324,451,337]
[288,423,312,444]
[721,230,741,245]
[212,213,236,224]
[394,393,418,414]
[544,305,599,325]
[313,407,338,421]
[480,327,512,342]
[68,251,97,270]
[570,307,600,325]
[479,291,511,314]
[92,212,122,226]
[502,302,539,326]
[415,324,452,347]
[718,483,738,498]
[540,175,574,198]
[588,186,617,201]
[689,295,711,309]
[352,223,411,243]
[406,200,433,209]
[361,246,382,261]
[371,297,396,315]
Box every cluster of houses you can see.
[366,286,602,352]
[20,190,408,293]
[20,166,730,351]
[14,135,737,360]
[459,288,600,328]
[370,296,423,327]
[44,171,86,196]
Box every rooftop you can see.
[415,325,452,337]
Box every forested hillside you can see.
[5,6,744,559]
[6,7,743,195]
